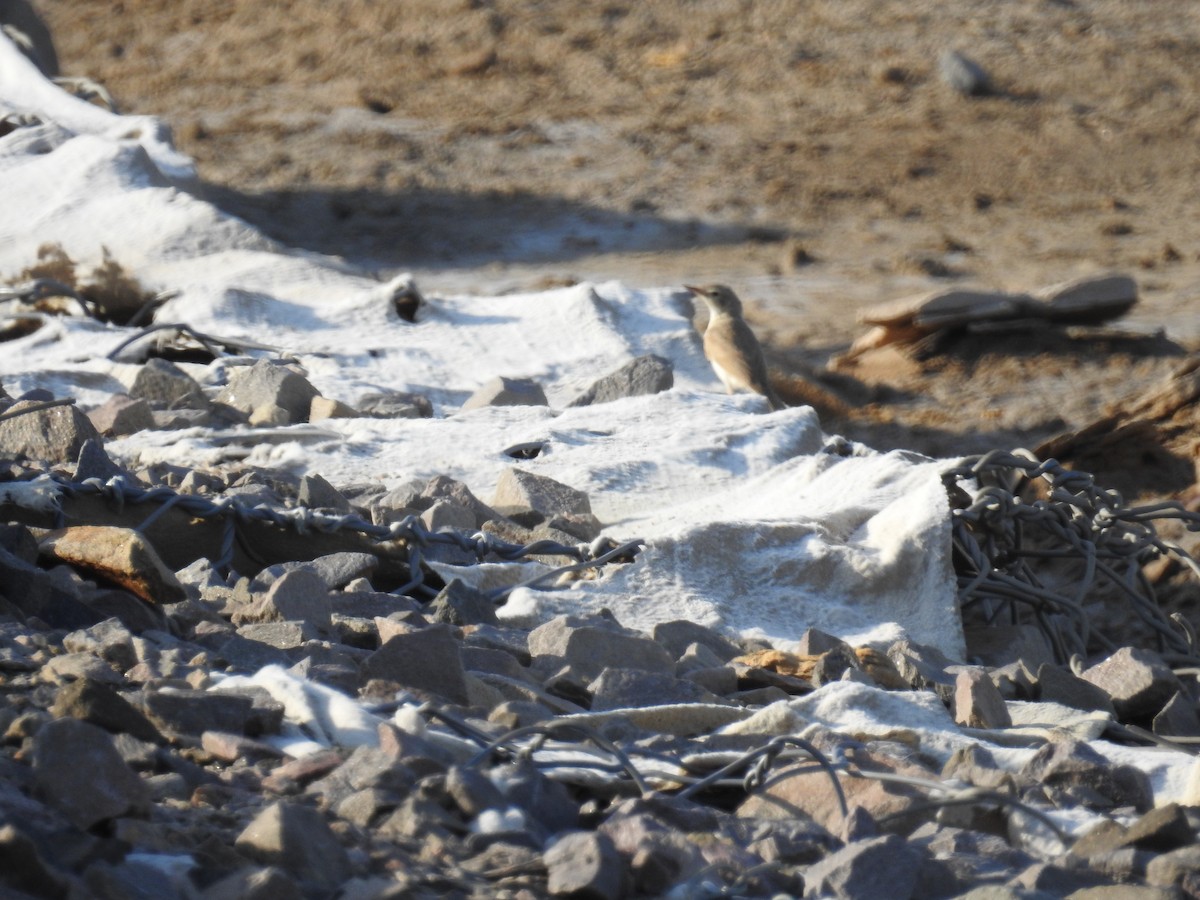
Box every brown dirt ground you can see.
[22,0,1200,479]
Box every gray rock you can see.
[953,668,1012,728]
[1036,663,1116,715]
[234,801,352,891]
[0,398,101,464]
[529,614,674,682]
[63,616,137,671]
[1009,861,1109,894]
[142,688,254,737]
[588,667,732,711]
[420,498,476,532]
[544,830,623,900]
[308,745,416,808]
[32,718,150,829]
[803,834,923,900]
[87,393,156,436]
[237,620,316,649]
[1081,647,1183,720]
[51,677,163,743]
[1152,690,1200,738]
[361,625,470,705]
[357,390,433,419]
[73,437,126,483]
[1145,844,1200,887]
[235,568,333,630]
[940,744,1013,792]
[202,866,302,900]
[939,49,991,96]
[568,354,673,407]
[1020,738,1152,812]
[445,764,507,818]
[812,645,862,687]
[296,473,352,514]
[127,358,207,409]
[428,578,499,627]
[461,375,548,411]
[216,359,320,424]
[652,619,742,662]
[887,639,958,693]
[421,474,501,528]
[493,467,592,519]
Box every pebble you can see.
[567,353,674,407]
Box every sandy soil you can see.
[20,0,1200,469]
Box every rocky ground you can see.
[4,1,1200,898]
[0,370,1199,899]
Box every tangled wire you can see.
[945,449,1200,667]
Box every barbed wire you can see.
[17,472,642,601]
[944,449,1200,667]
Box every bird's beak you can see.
[683,284,702,295]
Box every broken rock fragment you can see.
[216,359,320,424]
[39,525,186,604]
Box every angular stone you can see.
[493,467,591,518]
[588,668,731,711]
[652,619,742,662]
[87,393,156,436]
[41,649,127,685]
[1036,663,1116,715]
[234,568,333,630]
[308,396,359,422]
[143,689,254,737]
[73,437,126,484]
[461,375,547,411]
[235,801,351,891]
[202,865,302,900]
[1153,691,1200,738]
[1145,845,1200,888]
[544,830,623,900]
[1080,647,1182,720]
[739,749,938,836]
[201,730,286,763]
[887,639,958,693]
[361,625,469,705]
[568,354,673,407]
[445,765,506,818]
[420,499,476,532]
[63,617,137,671]
[39,525,186,605]
[32,718,150,829]
[428,578,499,627]
[127,358,207,409]
[51,677,163,742]
[0,398,101,463]
[1010,861,1108,894]
[296,473,352,514]
[217,359,320,424]
[528,615,674,682]
[357,390,433,419]
[421,474,501,528]
[953,668,1012,728]
[1020,738,1152,812]
[802,834,923,900]
[238,620,316,649]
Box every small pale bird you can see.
[686,283,785,411]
